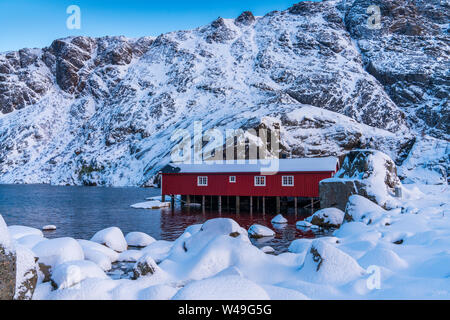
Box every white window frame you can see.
[254,176,266,186]
[229,176,236,183]
[197,176,208,186]
[282,176,294,187]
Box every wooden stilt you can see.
[276,196,280,214]
[294,197,298,215]
[250,196,253,215]
[262,196,265,215]
[256,196,260,212]
[218,196,222,213]
[236,196,240,214]
[162,194,166,202]
[171,195,175,209]
[202,195,205,209]
[311,198,314,215]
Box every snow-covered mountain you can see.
[0,0,448,186]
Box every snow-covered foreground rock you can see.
[308,208,345,229]
[1,183,449,300]
[248,224,275,238]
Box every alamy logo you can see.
[66,5,81,30]
[366,265,381,290]
[367,5,381,30]
[170,121,282,174]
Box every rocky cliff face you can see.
[342,0,449,139]
[0,0,448,186]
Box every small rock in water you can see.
[261,246,275,254]
[42,225,57,231]
[271,214,288,224]
[248,224,275,238]
[125,232,155,247]
[310,208,344,229]
[296,220,313,228]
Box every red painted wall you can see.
[162,171,334,197]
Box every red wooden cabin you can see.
[161,157,339,199]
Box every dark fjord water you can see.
[0,184,323,253]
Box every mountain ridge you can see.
[0,0,448,186]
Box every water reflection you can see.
[0,184,328,254]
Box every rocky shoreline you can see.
[1,150,448,300]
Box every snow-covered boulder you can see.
[288,239,312,265]
[310,208,345,229]
[183,218,250,255]
[2,221,39,300]
[138,285,178,300]
[358,247,408,270]
[320,150,402,210]
[172,275,270,300]
[0,215,12,249]
[344,195,387,225]
[77,239,119,263]
[77,239,119,271]
[90,227,128,252]
[161,223,269,282]
[299,239,365,285]
[32,237,84,279]
[271,214,288,224]
[118,250,144,262]
[262,284,309,300]
[141,240,174,263]
[16,234,47,250]
[125,232,156,247]
[248,224,275,238]
[0,215,16,300]
[82,248,111,271]
[51,260,108,290]
[288,239,312,254]
[132,254,162,279]
[8,226,43,240]
[14,245,38,300]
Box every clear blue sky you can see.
[0,0,309,52]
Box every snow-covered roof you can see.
[165,157,339,174]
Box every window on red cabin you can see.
[254,176,266,186]
[229,176,236,183]
[282,176,294,186]
[197,176,208,186]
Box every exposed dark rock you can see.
[320,150,402,210]
[310,208,345,229]
[14,247,38,300]
[132,254,159,279]
[0,246,16,300]
[320,179,362,211]
[38,262,52,283]
[205,18,237,43]
[235,11,255,26]
[344,0,449,139]
[310,247,323,272]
